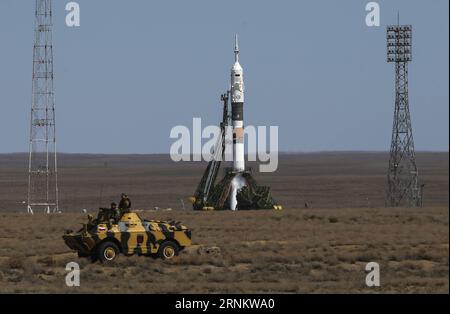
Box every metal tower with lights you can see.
[27,0,59,214]
[385,22,422,207]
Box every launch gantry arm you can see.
[192,92,230,210]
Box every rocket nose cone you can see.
[232,61,243,71]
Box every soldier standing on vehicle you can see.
[110,202,120,222]
[119,193,132,215]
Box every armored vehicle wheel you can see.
[97,241,120,263]
[158,241,179,260]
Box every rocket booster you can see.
[231,35,245,172]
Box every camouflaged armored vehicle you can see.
[63,209,192,263]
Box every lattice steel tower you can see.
[386,22,422,207]
[27,0,59,214]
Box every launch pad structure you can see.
[191,36,280,211]
[191,92,280,211]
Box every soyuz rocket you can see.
[231,35,245,172]
[229,35,246,210]
[192,35,280,211]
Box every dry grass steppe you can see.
[0,152,448,293]
[0,207,448,293]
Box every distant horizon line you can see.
[1,150,448,155]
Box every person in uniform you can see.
[119,193,131,215]
[95,202,120,228]
[97,208,108,222]
[110,202,120,222]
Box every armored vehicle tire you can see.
[158,241,180,260]
[97,241,120,263]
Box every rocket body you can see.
[231,36,245,173]
[229,35,246,210]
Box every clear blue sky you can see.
[0,0,448,153]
